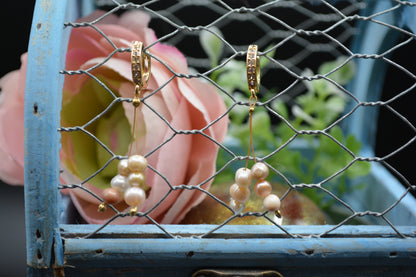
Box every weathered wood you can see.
[60,225,416,276]
[24,0,69,273]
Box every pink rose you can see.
[0,54,26,185]
[0,10,228,224]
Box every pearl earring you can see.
[229,45,281,216]
[99,41,151,216]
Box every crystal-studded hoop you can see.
[131,41,151,91]
[246,44,260,94]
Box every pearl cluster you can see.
[101,155,149,213]
[230,162,280,212]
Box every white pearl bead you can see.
[128,155,147,172]
[230,199,243,212]
[128,172,146,187]
[263,194,281,211]
[117,159,130,176]
[235,167,252,187]
[229,183,250,203]
[255,180,272,198]
[110,174,129,192]
[251,162,269,180]
[124,187,146,207]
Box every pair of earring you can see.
[99,41,151,215]
[229,45,281,215]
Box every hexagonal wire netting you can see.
[57,0,416,239]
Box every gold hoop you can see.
[247,44,260,94]
[131,41,151,91]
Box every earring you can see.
[229,45,281,216]
[99,41,151,216]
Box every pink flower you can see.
[0,54,26,185]
[0,10,228,224]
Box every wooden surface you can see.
[60,225,416,276]
[24,0,69,272]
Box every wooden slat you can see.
[24,0,70,272]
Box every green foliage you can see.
[200,33,370,211]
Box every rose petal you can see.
[0,54,27,185]
[136,96,192,223]
[118,10,152,40]
[161,160,215,224]
[59,10,228,225]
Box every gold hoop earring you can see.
[229,45,281,217]
[247,44,260,94]
[99,41,151,216]
[131,41,151,96]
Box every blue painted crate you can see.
[24,0,416,276]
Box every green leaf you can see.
[320,126,344,155]
[325,96,345,114]
[273,100,289,119]
[346,160,371,178]
[229,103,248,125]
[330,125,344,142]
[292,105,319,127]
[275,122,296,143]
[259,46,276,69]
[273,147,303,180]
[318,56,355,85]
[312,79,332,99]
[200,26,224,67]
[216,60,247,94]
[346,133,362,154]
[252,111,275,144]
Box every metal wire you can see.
[59,0,416,239]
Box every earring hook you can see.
[247,44,260,94]
[131,41,151,92]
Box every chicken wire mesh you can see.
[57,0,416,239]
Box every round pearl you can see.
[229,183,250,203]
[235,167,252,187]
[230,199,243,211]
[117,159,130,176]
[124,187,146,207]
[110,174,129,192]
[102,187,122,205]
[251,162,269,180]
[128,172,146,187]
[255,180,272,198]
[263,194,281,211]
[128,155,147,172]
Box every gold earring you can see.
[99,41,151,216]
[229,45,281,216]
[131,41,151,107]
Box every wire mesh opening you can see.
[376,35,416,190]
[58,0,416,239]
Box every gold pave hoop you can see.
[246,44,260,94]
[131,41,151,91]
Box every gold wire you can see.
[128,106,139,157]
[245,89,258,169]
[128,41,151,157]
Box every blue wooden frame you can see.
[24,0,69,274]
[24,0,416,276]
